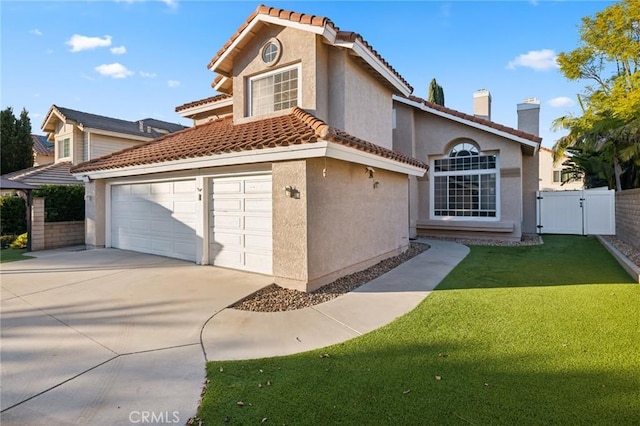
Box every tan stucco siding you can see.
[89,134,145,160]
[34,153,54,166]
[521,152,539,234]
[85,179,106,248]
[232,26,317,122]
[305,158,408,290]
[272,161,309,288]
[340,55,393,149]
[538,149,583,191]
[406,111,525,240]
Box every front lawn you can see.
[0,248,34,263]
[198,236,639,425]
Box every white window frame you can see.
[58,137,71,160]
[247,64,301,117]
[430,142,500,221]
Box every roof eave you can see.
[393,95,541,153]
[72,141,426,180]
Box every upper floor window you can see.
[58,138,70,159]
[553,170,575,183]
[249,65,300,117]
[432,141,499,219]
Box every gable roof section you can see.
[1,162,79,186]
[71,107,426,176]
[42,105,188,139]
[32,134,54,155]
[208,4,412,96]
[394,95,541,154]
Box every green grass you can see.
[198,236,639,425]
[0,248,34,263]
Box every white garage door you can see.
[111,180,197,261]
[210,174,272,274]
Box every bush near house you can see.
[33,185,85,222]
[9,233,28,249]
[0,194,27,235]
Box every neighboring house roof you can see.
[42,105,188,139]
[208,4,412,96]
[32,134,54,155]
[71,107,427,174]
[1,162,79,186]
[0,177,38,190]
[175,94,233,112]
[395,95,542,153]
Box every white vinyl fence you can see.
[536,188,615,235]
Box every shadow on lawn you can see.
[436,235,634,289]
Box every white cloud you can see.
[45,49,54,55]
[140,71,157,78]
[167,80,180,88]
[506,49,559,71]
[66,34,112,52]
[30,29,43,36]
[95,63,134,79]
[548,96,575,108]
[160,0,178,8]
[110,46,127,55]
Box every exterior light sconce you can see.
[373,180,380,189]
[284,186,300,199]
[365,166,375,178]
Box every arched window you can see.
[432,141,498,218]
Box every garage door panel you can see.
[245,180,272,194]
[245,198,271,212]
[110,180,196,262]
[210,173,272,274]
[245,234,271,251]
[174,180,196,193]
[214,181,242,194]
[245,216,271,232]
[213,198,242,212]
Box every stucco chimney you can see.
[517,97,540,137]
[473,89,491,121]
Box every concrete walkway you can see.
[202,239,469,361]
[1,239,468,425]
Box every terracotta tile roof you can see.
[71,108,427,174]
[32,134,54,155]
[404,95,542,143]
[1,162,79,186]
[207,4,412,93]
[175,94,232,112]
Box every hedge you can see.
[33,185,85,222]
[0,194,27,235]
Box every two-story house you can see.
[72,4,541,291]
[1,106,187,187]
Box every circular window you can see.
[261,39,282,66]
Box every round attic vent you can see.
[261,38,282,66]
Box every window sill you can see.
[418,219,514,233]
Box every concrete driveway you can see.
[0,248,272,425]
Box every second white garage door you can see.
[210,174,273,274]
[111,180,197,261]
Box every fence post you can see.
[31,197,45,251]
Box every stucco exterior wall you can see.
[232,26,317,123]
[85,179,106,248]
[34,153,54,166]
[272,161,309,289]
[615,188,640,250]
[305,157,408,290]
[397,108,527,241]
[521,150,539,235]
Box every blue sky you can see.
[1,0,614,148]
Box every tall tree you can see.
[552,0,640,190]
[1,107,33,174]
[427,78,445,106]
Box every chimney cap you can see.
[473,89,491,98]
[517,97,541,111]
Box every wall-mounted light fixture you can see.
[373,180,380,189]
[365,166,375,179]
[284,186,300,199]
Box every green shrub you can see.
[0,194,27,235]
[33,185,85,222]
[0,234,17,249]
[9,232,28,249]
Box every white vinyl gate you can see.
[536,188,615,235]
